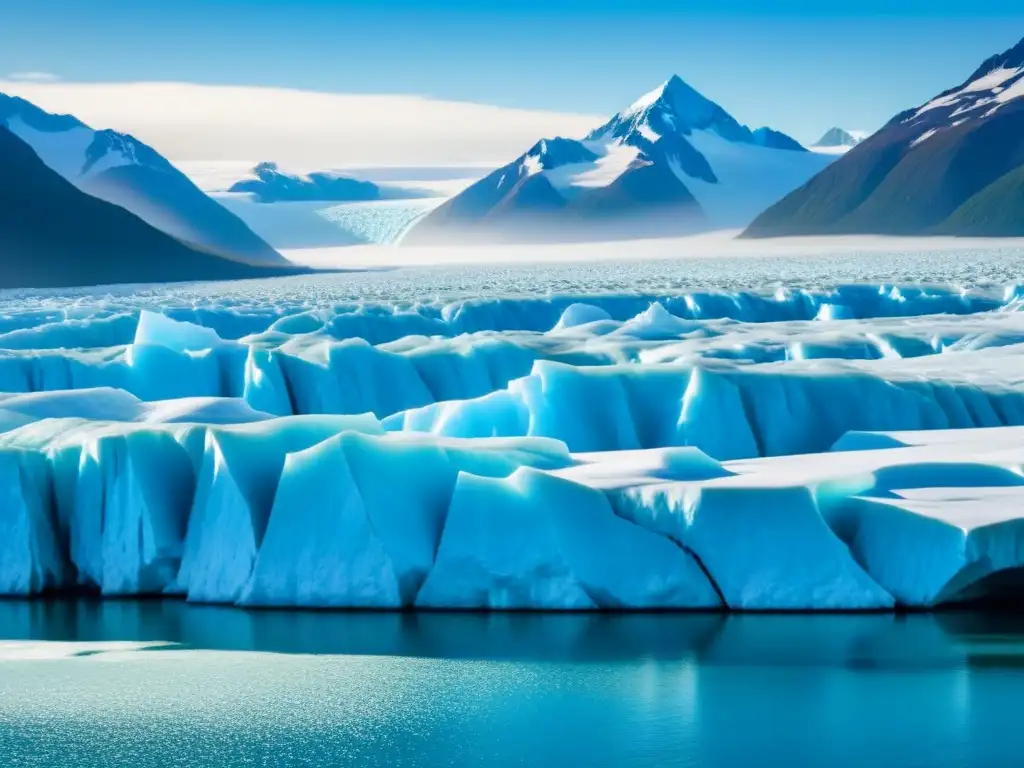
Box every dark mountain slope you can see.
[938,165,1024,236]
[0,127,308,289]
[0,93,284,265]
[744,36,1024,238]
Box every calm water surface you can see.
[3,601,1024,767]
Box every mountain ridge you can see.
[0,125,309,289]
[406,74,832,244]
[744,35,1024,238]
[0,93,285,265]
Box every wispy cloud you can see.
[0,80,601,167]
[6,71,60,83]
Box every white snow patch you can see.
[910,66,1023,121]
[910,128,939,148]
[996,75,1024,106]
[4,116,131,181]
[522,153,543,177]
[962,67,1022,95]
[623,80,670,116]
[280,231,1024,270]
[637,123,661,143]
[810,145,854,156]
[669,130,834,228]
[975,66,1019,88]
[544,141,641,191]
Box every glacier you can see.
[5,257,1024,609]
[7,411,1024,609]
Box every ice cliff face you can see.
[5,281,1024,608]
[0,287,1012,428]
[5,395,1024,610]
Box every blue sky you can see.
[2,0,1023,143]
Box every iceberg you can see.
[71,428,197,594]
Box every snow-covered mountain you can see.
[0,125,306,288]
[406,75,835,243]
[895,41,1024,132]
[812,127,865,153]
[746,35,1024,237]
[0,94,284,265]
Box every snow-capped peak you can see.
[813,128,862,148]
[585,74,801,154]
[621,75,712,122]
[0,92,168,180]
[587,74,751,145]
[409,73,836,244]
[810,127,870,155]
[0,91,284,264]
[966,35,1024,85]
[902,36,1024,130]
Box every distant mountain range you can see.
[0,94,284,265]
[0,125,307,289]
[405,75,835,244]
[227,161,428,204]
[229,162,382,203]
[745,36,1024,238]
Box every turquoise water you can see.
[3,602,1024,766]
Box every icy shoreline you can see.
[6,411,1024,611]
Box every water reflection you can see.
[6,601,1024,766]
[3,599,1024,670]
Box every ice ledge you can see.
[5,419,1024,610]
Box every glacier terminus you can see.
[5,250,1024,611]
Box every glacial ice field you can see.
[7,247,1024,610]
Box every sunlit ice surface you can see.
[4,244,1024,610]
